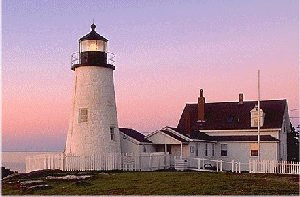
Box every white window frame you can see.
[205,143,208,156]
[221,144,227,157]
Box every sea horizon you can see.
[2,151,63,173]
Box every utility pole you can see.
[258,70,261,161]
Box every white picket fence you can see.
[249,160,300,174]
[189,158,300,174]
[189,158,247,173]
[25,152,170,173]
[26,153,64,173]
[64,153,122,171]
[122,152,170,171]
[25,153,300,175]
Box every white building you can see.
[142,90,290,171]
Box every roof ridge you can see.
[164,127,191,141]
[186,99,287,105]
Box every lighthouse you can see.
[64,24,121,168]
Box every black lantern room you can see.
[71,23,114,70]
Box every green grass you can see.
[2,170,299,195]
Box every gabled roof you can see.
[119,128,152,143]
[212,135,279,142]
[160,127,189,143]
[177,99,287,133]
[146,127,192,143]
[168,127,212,141]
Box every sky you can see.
[2,0,299,151]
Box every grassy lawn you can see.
[2,170,299,195]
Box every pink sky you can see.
[2,0,299,151]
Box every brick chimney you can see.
[239,93,243,104]
[197,89,205,122]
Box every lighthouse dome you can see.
[79,23,108,41]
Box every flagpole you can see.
[258,70,261,161]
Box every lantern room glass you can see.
[80,40,107,52]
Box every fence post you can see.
[150,154,152,171]
[139,153,142,171]
[43,155,47,169]
[238,162,241,173]
[164,152,166,169]
[249,160,252,173]
[220,160,223,172]
[51,154,54,169]
[231,160,234,172]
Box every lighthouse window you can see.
[110,127,115,141]
[79,108,88,123]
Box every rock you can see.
[46,175,92,180]
[2,167,15,179]
[20,180,44,185]
[99,172,109,176]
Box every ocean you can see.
[2,152,62,173]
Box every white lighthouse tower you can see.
[65,24,121,169]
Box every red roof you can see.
[177,100,287,134]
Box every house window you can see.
[79,108,88,123]
[143,145,146,152]
[190,146,195,153]
[212,144,215,157]
[250,143,258,157]
[205,143,208,156]
[221,144,227,156]
[251,150,258,156]
[110,127,115,141]
[167,145,171,154]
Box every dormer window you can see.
[250,105,265,127]
[227,115,234,124]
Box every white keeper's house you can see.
[120,89,291,170]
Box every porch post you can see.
[180,143,183,158]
